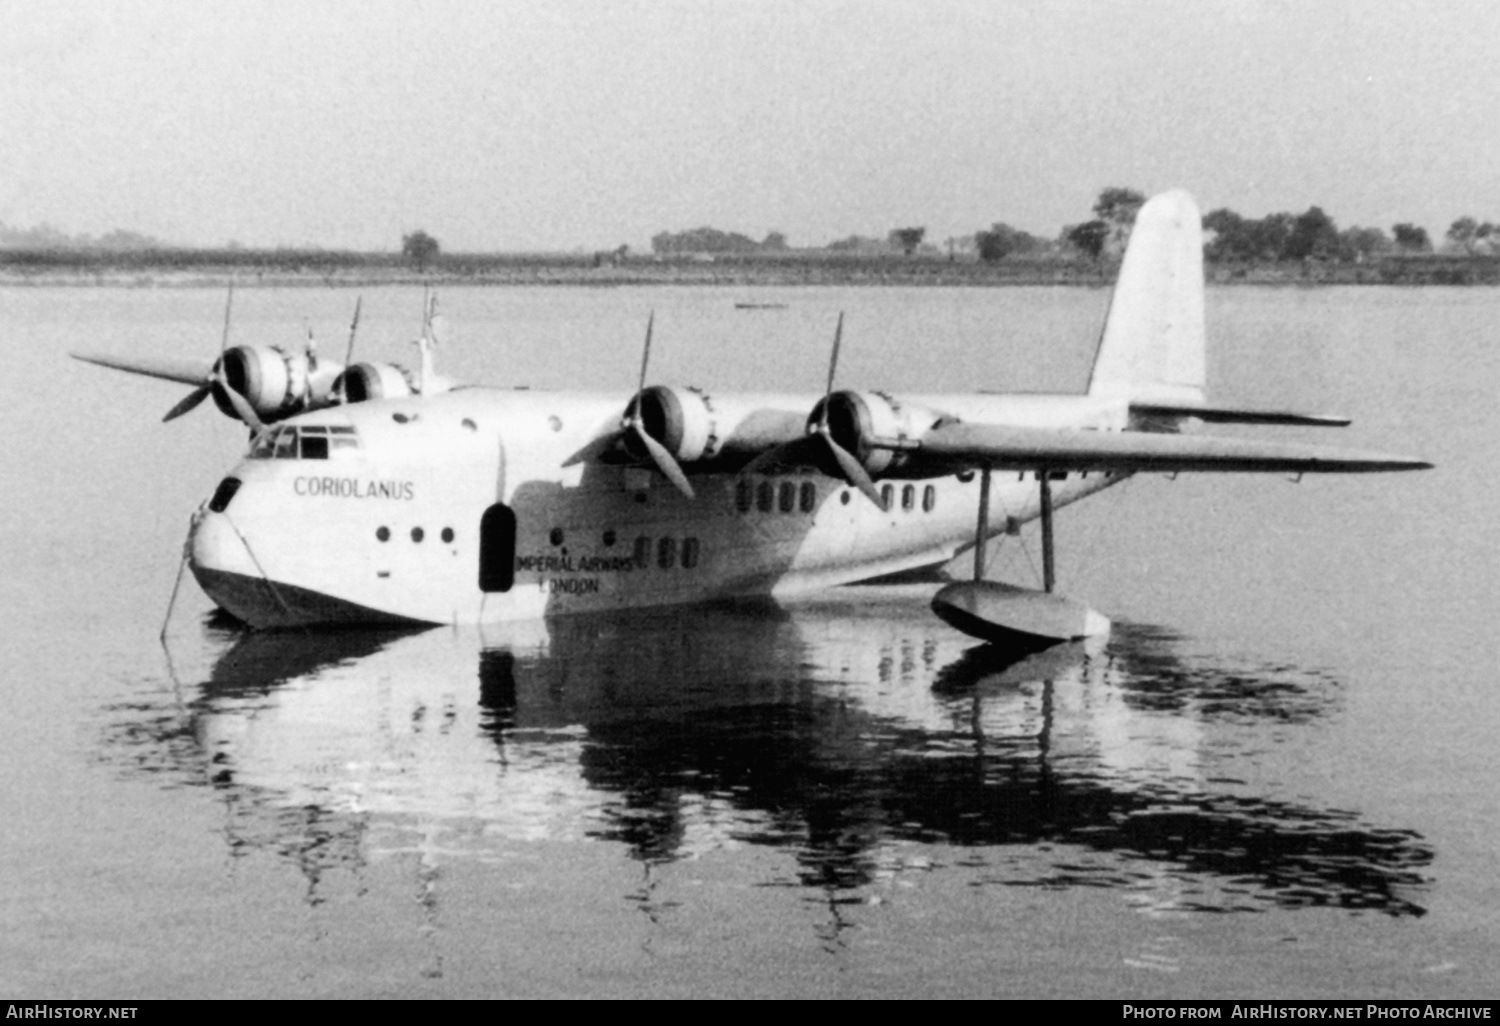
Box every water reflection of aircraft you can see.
[74,192,1428,645]
[107,590,1431,917]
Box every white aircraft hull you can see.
[187,389,1122,629]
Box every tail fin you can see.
[1087,189,1206,405]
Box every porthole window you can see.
[682,537,700,569]
[922,485,935,513]
[957,471,975,483]
[603,529,617,547]
[633,536,651,569]
[411,527,425,543]
[736,479,753,513]
[757,481,775,513]
[840,491,851,505]
[657,536,677,570]
[441,527,455,544]
[376,526,390,542]
[779,481,796,513]
[549,527,564,546]
[799,481,817,513]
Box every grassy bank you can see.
[4,248,1497,287]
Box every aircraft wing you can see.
[71,351,212,386]
[915,423,1432,474]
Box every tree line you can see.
[8,191,1498,273]
[645,187,1491,267]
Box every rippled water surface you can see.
[1,285,1495,997]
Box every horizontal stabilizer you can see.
[1130,403,1351,427]
[72,351,212,386]
[917,423,1431,474]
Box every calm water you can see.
[0,284,1495,998]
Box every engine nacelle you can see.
[623,385,719,463]
[812,390,948,478]
[334,362,416,404]
[211,345,337,422]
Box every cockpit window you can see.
[249,424,359,460]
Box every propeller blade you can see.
[561,430,625,468]
[335,296,363,402]
[636,311,655,396]
[818,428,886,510]
[162,384,211,423]
[219,282,235,354]
[213,370,267,435]
[343,296,362,365]
[824,311,844,399]
[634,422,695,499]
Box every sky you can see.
[3,0,1499,252]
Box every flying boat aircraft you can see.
[73,191,1431,645]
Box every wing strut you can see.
[968,467,1056,592]
[935,466,1108,647]
[973,467,992,581]
[1039,472,1055,594]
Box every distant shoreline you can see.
[4,253,1497,288]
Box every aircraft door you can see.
[479,503,517,593]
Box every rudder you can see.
[1087,189,1206,405]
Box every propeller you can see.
[808,314,886,509]
[161,284,234,422]
[559,313,695,499]
[160,283,267,435]
[332,296,362,403]
[741,314,888,510]
[625,313,695,498]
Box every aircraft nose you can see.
[189,508,299,628]
[189,507,256,582]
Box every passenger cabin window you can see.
[779,481,796,513]
[682,537,700,569]
[657,536,677,570]
[799,481,817,513]
[901,485,915,511]
[736,479,753,513]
